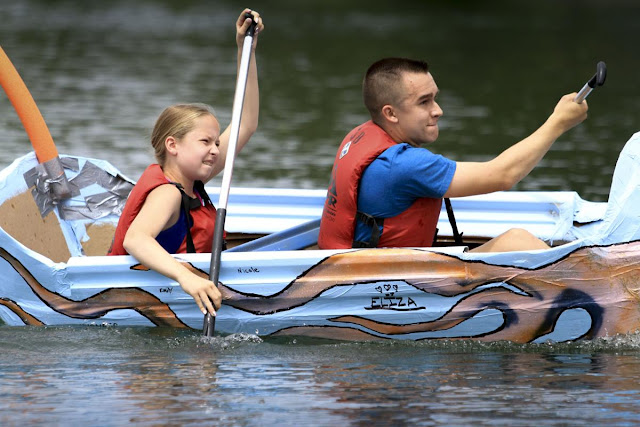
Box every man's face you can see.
[393,71,443,146]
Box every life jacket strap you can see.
[444,198,463,245]
[352,211,384,248]
[170,182,197,254]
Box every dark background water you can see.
[2,0,640,425]
[1,0,639,200]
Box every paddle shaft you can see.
[574,61,607,104]
[203,15,257,337]
[575,81,595,104]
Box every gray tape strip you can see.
[41,157,72,199]
[24,158,133,220]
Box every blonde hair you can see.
[151,103,216,165]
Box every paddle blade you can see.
[575,61,607,104]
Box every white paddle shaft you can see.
[218,34,254,209]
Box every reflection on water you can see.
[1,0,639,200]
[2,327,640,425]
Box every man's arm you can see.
[444,93,588,198]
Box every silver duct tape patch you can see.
[24,158,133,220]
[24,159,80,217]
[59,192,128,221]
[24,157,80,187]
[42,157,73,200]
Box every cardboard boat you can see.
[1,130,640,343]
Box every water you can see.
[2,0,640,425]
[3,327,640,426]
[1,0,639,199]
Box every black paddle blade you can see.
[587,61,607,89]
[595,61,607,87]
[575,61,607,103]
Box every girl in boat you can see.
[108,9,264,317]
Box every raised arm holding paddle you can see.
[318,59,603,253]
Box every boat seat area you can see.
[227,218,321,252]
[0,187,118,263]
[0,189,72,262]
[0,154,132,263]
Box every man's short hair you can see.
[363,58,429,123]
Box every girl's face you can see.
[174,114,221,182]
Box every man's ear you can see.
[165,136,178,156]
[381,105,398,124]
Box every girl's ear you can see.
[381,104,398,124]
[165,136,178,156]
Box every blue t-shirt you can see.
[354,143,456,242]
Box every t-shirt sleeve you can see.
[391,145,456,199]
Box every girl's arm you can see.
[212,9,264,178]
[123,184,222,315]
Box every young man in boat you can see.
[318,57,588,252]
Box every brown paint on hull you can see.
[0,247,188,327]
[219,244,640,342]
[3,239,640,343]
[0,298,44,326]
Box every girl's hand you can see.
[177,271,222,316]
[236,8,264,48]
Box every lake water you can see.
[2,0,640,425]
[3,327,640,426]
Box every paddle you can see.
[203,13,258,337]
[440,63,607,248]
[575,61,607,103]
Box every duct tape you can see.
[24,157,133,220]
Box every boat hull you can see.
[2,235,640,343]
[2,131,640,343]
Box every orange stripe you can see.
[0,46,58,163]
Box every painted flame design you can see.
[218,243,640,342]
[0,247,187,327]
[3,241,640,343]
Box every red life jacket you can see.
[108,164,217,255]
[318,121,442,249]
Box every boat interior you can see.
[11,129,640,264]
[0,183,489,264]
